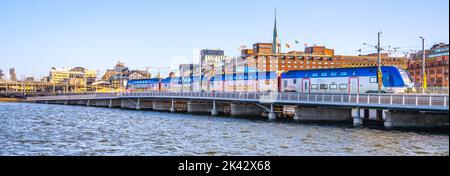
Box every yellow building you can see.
[49,67,70,84]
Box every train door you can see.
[277,75,282,92]
[158,82,162,92]
[302,78,310,94]
[349,77,359,94]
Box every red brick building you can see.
[408,43,449,87]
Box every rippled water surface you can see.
[0,102,448,156]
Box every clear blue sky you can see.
[0,0,448,78]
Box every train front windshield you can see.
[398,68,414,87]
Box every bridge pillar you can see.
[230,103,263,118]
[294,107,352,123]
[384,111,449,129]
[211,101,218,116]
[64,100,68,105]
[268,104,277,121]
[187,101,212,114]
[352,108,363,127]
[136,99,141,110]
[86,100,91,107]
[109,99,113,108]
[170,99,176,113]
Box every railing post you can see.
[356,94,359,104]
[445,96,448,107]
[416,96,419,106]
[429,96,433,106]
[367,94,370,104]
[402,95,406,105]
[390,95,393,105]
[341,94,344,103]
[378,94,381,104]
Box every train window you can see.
[293,79,297,84]
[311,84,318,90]
[284,80,288,87]
[370,77,378,83]
[340,72,348,76]
[321,72,327,77]
[330,84,338,90]
[339,84,348,90]
[312,73,319,77]
[330,72,337,76]
[320,84,328,90]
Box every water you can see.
[0,102,448,156]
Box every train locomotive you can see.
[126,66,414,94]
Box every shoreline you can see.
[0,98,24,102]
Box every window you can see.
[370,77,378,83]
[320,84,328,90]
[284,80,288,87]
[330,72,337,76]
[330,84,338,90]
[293,79,297,84]
[321,72,327,77]
[339,84,348,90]
[311,84,319,90]
[340,72,348,76]
[312,73,319,77]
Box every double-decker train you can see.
[126,66,414,94]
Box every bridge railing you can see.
[27,92,449,109]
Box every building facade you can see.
[408,43,449,87]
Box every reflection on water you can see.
[0,103,448,156]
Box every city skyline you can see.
[0,0,449,78]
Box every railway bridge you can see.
[27,92,449,129]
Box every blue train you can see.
[127,66,414,94]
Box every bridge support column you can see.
[86,100,91,107]
[294,107,352,123]
[384,111,449,129]
[109,99,113,108]
[352,108,363,127]
[211,101,218,116]
[136,99,141,110]
[268,104,276,121]
[170,99,176,113]
[64,100,68,105]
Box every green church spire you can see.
[272,8,279,54]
